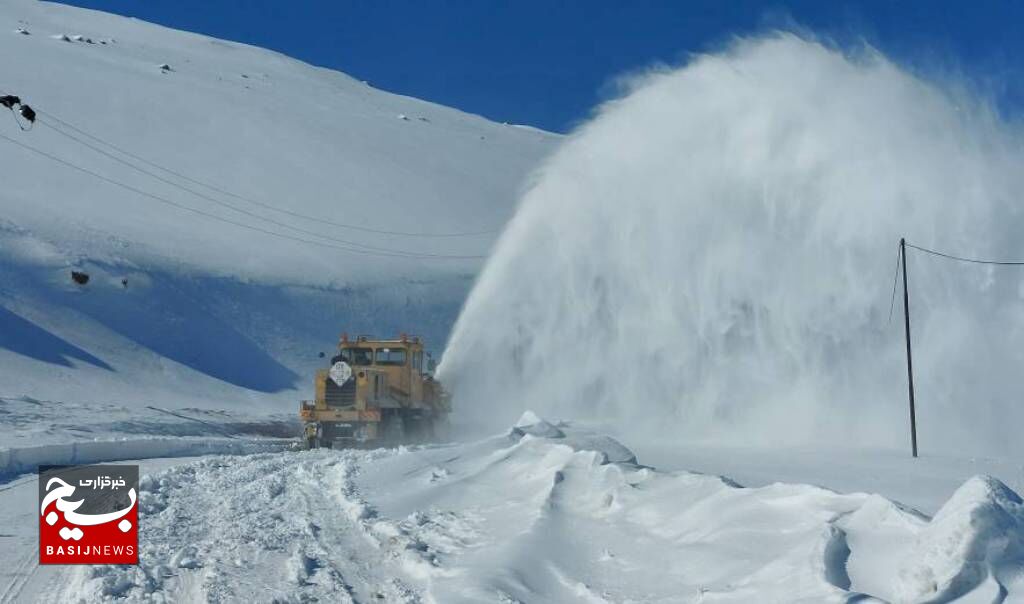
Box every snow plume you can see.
[440,34,1024,455]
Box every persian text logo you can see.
[38,464,139,565]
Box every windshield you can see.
[375,348,407,366]
[337,347,373,366]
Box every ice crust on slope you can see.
[0,0,556,435]
[48,415,1024,603]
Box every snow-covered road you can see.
[73,450,424,603]
[0,456,207,604]
[5,416,1024,603]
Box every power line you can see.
[888,242,901,323]
[0,91,34,131]
[0,132,485,260]
[0,395,255,441]
[4,106,28,131]
[37,109,500,238]
[894,237,1024,459]
[36,118,481,258]
[905,242,1024,266]
[145,405,239,440]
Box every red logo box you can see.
[39,464,139,565]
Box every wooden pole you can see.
[901,238,918,458]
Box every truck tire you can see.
[381,412,405,445]
[403,414,435,444]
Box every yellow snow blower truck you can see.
[299,334,449,448]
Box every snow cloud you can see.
[440,34,1024,456]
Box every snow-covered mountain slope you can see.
[4,416,1023,603]
[0,0,557,433]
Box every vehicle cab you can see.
[300,333,446,448]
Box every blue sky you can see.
[56,1,1024,133]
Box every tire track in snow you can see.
[0,548,38,604]
[58,450,428,603]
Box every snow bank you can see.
[510,412,637,465]
[897,475,1024,601]
[0,436,288,480]
[510,410,565,438]
[47,416,1024,602]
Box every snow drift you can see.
[440,34,1024,456]
[40,415,1024,602]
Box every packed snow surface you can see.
[440,34,1024,458]
[0,0,556,440]
[3,416,1024,603]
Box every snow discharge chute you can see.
[440,34,1024,456]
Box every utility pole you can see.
[900,238,918,458]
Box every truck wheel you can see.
[416,417,435,442]
[381,413,405,445]
[403,414,434,444]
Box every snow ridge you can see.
[898,475,1024,601]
